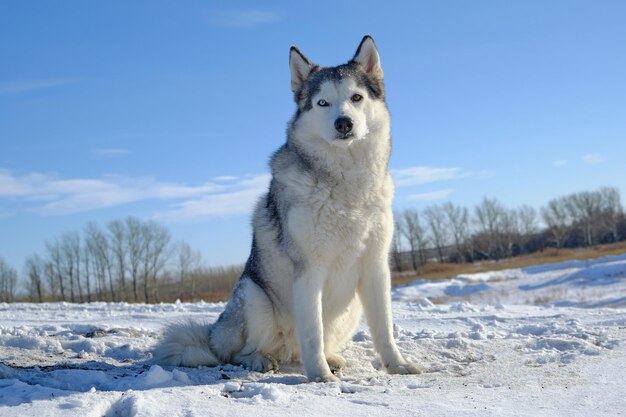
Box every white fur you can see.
[154,36,424,382]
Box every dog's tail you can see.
[153,320,220,367]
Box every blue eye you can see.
[317,99,329,107]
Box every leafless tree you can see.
[24,254,45,302]
[175,241,202,300]
[541,198,571,248]
[43,261,58,300]
[473,197,509,260]
[137,220,172,302]
[108,219,128,301]
[515,205,539,253]
[45,239,66,301]
[597,187,623,242]
[442,202,470,262]
[0,257,17,302]
[60,232,83,302]
[400,209,428,270]
[424,205,450,263]
[84,222,116,301]
[390,214,405,272]
[81,244,92,302]
[126,217,144,302]
[565,191,601,247]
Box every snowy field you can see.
[1,254,626,416]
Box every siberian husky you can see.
[154,35,423,382]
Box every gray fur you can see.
[153,35,424,381]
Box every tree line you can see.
[1,186,624,303]
[0,217,241,303]
[391,186,625,271]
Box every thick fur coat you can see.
[154,36,423,382]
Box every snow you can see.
[1,254,625,416]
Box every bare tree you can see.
[126,217,144,302]
[391,214,405,272]
[108,219,128,301]
[400,209,428,270]
[84,222,116,301]
[24,254,45,302]
[141,221,172,303]
[516,205,538,253]
[473,197,508,260]
[175,241,202,301]
[424,205,449,263]
[598,187,623,242]
[81,243,92,302]
[0,257,17,302]
[541,198,570,248]
[60,232,83,302]
[565,192,601,247]
[45,239,66,301]
[442,202,470,262]
[43,261,58,301]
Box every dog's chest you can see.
[289,173,388,259]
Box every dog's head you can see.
[289,36,387,146]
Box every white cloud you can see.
[157,175,270,221]
[581,153,606,165]
[92,148,130,157]
[207,10,283,28]
[0,78,77,95]
[212,175,239,182]
[0,164,479,220]
[407,189,455,202]
[391,166,468,187]
[552,160,567,168]
[0,169,268,217]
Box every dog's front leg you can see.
[358,256,425,375]
[293,268,338,383]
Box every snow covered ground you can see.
[1,254,625,416]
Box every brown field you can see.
[392,241,626,287]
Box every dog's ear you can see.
[353,35,383,79]
[290,46,314,93]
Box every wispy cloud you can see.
[581,153,606,165]
[207,10,283,28]
[391,166,469,187]
[92,148,130,157]
[552,160,567,168]
[0,169,268,218]
[407,189,455,202]
[157,175,271,221]
[0,78,77,95]
[0,164,482,219]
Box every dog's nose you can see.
[334,117,353,135]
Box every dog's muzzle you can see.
[334,117,353,139]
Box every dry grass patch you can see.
[392,241,626,287]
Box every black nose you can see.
[334,117,353,134]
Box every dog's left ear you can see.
[353,35,383,79]
[290,46,315,93]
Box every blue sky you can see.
[1,1,625,271]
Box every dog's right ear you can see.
[290,46,314,93]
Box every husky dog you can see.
[154,35,423,382]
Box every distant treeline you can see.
[0,217,242,303]
[0,186,624,303]
[391,186,624,271]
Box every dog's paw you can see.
[386,362,426,375]
[326,353,346,372]
[238,353,279,373]
[310,373,341,383]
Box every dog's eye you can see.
[351,94,362,102]
[317,99,329,107]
